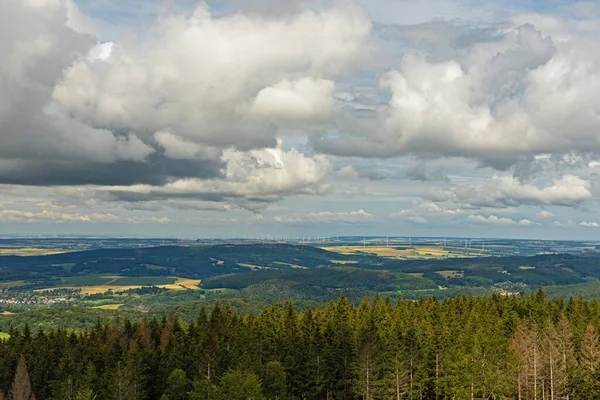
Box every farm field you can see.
[415,246,450,257]
[0,248,69,256]
[35,285,143,295]
[93,304,123,310]
[158,278,201,290]
[32,276,197,295]
[322,245,452,258]
[322,246,414,257]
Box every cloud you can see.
[154,131,221,160]
[580,221,600,228]
[249,78,335,121]
[467,214,534,226]
[335,165,385,181]
[391,201,462,225]
[312,20,600,170]
[452,175,592,208]
[0,1,155,166]
[271,209,374,224]
[53,3,371,149]
[405,161,449,182]
[336,165,359,180]
[0,155,222,186]
[537,210,555,218]
[0,208,170,224]
[0,0,359,212]
[102,142,331,208]
[517,218,535,226]
[422,188,452,203]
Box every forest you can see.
[2,291,600,399]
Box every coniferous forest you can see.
[2,291,600,399]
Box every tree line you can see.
[2,290,600,399]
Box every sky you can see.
[1,0,600,239]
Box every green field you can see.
[93,304,123,310]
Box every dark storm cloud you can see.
[0,154,224,186]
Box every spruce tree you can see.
[10,356,35,400]
[163,369,190,400]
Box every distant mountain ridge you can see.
[0,244,359,280]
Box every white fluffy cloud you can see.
[0,0,354,211]
[336,165,360,180]
[580,221,600,228]
[0,0,154,164]
[0,208,170,224]
[273,209,373,224]
[102,141,331,206]
[314,20,600,170]
[537,210,555,218]
[4,0,600,235]
[250,78,335,121]
[53,3,371,148]
[391,202,462,225]
[451,175,592,207]
[468,215,534,226]
[154,131,221,160]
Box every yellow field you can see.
[38,285,145,295]
[35,277,202,294]
[1,311,14,315]
[323,246,450,258]
[330,260,359,265]
[158,278,201,290]
[93,304,123,310]
[323,246,414,257]
[0,248,69,256]
[415,247,449,256]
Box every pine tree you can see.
[10,356,35,400]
